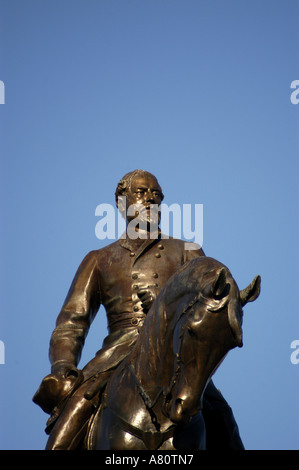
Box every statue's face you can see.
[124,173,163,228]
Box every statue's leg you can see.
[202,380,245,450]
[172,411,206,450]
[45,384,97,450]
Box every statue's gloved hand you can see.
[137,287,157,313]
[33,362,84,414]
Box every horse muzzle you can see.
[170,397,188,424]
[168,394,202,424]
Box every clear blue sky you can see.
[0,0,298,450]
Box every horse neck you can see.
[130,290,194,390]
[130,301,176,389]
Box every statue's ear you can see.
[211,268,230,299]
[240,275,261,306]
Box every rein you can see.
[129,363,163,415]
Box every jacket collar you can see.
[118,231,161,264]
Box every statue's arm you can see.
[49,250,101,377]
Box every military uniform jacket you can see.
[49,235,204,381]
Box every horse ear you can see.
[240,275,261,306]
[211,268,230,299]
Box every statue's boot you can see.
[45,395,95,450]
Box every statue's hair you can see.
[115,169,164,203]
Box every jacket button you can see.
[158,244,164,250]
[132,273,138,279]
[152,273,158,278]
[133,306,140,312]
[155,253,161,258]
[131,318,139,325]
[130,252,135,257]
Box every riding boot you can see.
[45,393,96,450]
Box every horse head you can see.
[164,261,261,424]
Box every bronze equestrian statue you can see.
[33,170,261,450]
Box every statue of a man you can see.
[33,169,244,450]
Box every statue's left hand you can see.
[137,287,157,313]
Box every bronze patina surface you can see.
[33,170,261,450]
